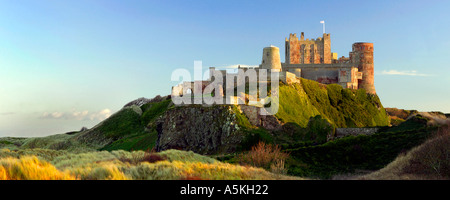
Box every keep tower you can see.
[351,42,375,94]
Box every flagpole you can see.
[323,22,325,34]
[320,20,325,34]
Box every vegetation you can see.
[141,99,172,126]
[304,115,334,144]
[385,107,418,126]
[285,115,435,179]
[232,105,253,129]
[99,99,172,151]
[276,79,390,128]
[276,82,320,127]
[238,141,289,174]
[0,156,76,180]
[359,122,450,180]
[97,107,145,139]
[0,81,447,180]
[0,149,301,180]
[99,131,158,151]
[239,128,274,151]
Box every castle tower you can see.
[285,33,300,64]
[351,42,375,94]
[261,45,282,72]
[286,32,331,64]
[323,33,331,64]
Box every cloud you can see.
[41,109,112,121]
[378,70,433,77]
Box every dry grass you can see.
[0,156,76,180]
[0,148,302,180]
[359,122,450,180]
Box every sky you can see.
[0,0,449,137]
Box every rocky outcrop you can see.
[123,95,168,108]
[238,105,282,130]
[155,105,245,155]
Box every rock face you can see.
[239,105,282,130]
[155,105,244,154]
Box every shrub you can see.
[142,152,166,163]
[305,115,334,144]
[238,141,290,172]
[240,128,274,151]
[118,150,166,164]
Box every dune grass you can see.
[0,156,76,180]
[0,148,302,180]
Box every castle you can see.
[171,32,375,103]
[282,32,375,94]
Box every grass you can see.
[276,82,320,127]
[285,115,435,179]
[97,107,145,139]
[99,130,158,151]
[240,79,389,129]
[0,148,302,180]
[0,156,76,180]
[95,99,172,151]
[295,79,389,128]
[140,99,172,127]
[359,122,450,180]
[232,105,253,129]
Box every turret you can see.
[261,45,282,72]
[351,42,375,94]
[286,34,300,64]
[323,33,331,64]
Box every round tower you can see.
[261,45,282,72]
[351,42,375,94]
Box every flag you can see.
[320,20,325,23]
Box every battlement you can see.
[286,32,331,64]
[352,42,373,52]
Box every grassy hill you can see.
[1,78,446,180]
[276,78,390,128]
[5,79,390,153]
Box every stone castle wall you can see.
[335,127,380,138]
[286,32,331,64]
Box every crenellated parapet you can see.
[286,32,331,64]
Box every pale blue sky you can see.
[0,0,449,137]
